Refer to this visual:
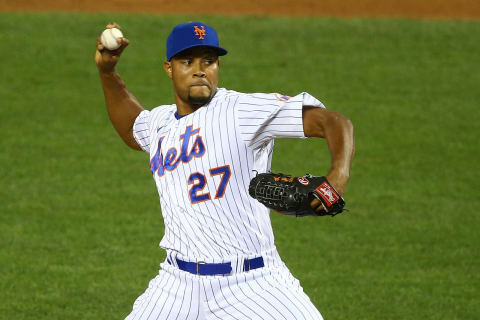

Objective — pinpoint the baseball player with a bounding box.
[95,21,354,320]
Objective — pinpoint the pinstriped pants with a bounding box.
[125,259,323,320]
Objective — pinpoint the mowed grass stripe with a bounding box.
[0,12,478,320]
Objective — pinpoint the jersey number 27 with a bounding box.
[187,165,231,204]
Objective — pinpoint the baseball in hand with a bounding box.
[101,28,124,50]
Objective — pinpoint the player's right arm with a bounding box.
[95,23,144,151]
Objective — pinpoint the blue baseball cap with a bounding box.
[166,22,228,61]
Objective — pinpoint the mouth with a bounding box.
[190,82,210,88]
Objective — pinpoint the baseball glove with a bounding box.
[248,172,345,217]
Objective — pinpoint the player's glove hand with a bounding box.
[248,172,346,217]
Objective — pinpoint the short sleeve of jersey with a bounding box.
[235,92,325,149]
[133,110,151,153]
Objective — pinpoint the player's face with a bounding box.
[164,47,220,108]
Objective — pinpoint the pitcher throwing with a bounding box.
[95,21,355,320]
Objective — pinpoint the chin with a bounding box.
[188,95,211,105]
[188,87,212,105]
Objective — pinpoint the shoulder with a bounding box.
[213,88,292,101]
[242,91,325,109]
[135,104,176,134]
[234,92,293,110]
[212,88,277,106]
[148,104,177,121]
[150,104,176,115]
[211,88,243,101]
[212,89,324,109]
[203,88,245,112]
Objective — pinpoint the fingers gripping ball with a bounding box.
[101,28,123,50]
[248,172,346,217]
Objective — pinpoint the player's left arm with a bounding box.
[302,106,355,197]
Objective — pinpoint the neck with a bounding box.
[174,89,217,116]
[175,100,204,116]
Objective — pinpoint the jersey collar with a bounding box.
[173,88,226,120]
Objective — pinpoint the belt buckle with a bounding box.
[196,261,206,275]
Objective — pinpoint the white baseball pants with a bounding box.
[125,257,323,320]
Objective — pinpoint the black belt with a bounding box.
[168,256,264,275]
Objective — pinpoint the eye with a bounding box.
[182,59,192,65]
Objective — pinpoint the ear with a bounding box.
[163,61,172,79]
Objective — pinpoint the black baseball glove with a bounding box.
[248,172,346,217]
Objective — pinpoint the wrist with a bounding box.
[327,167,350,179]
[98,68,116,76]
[326,169,349,196]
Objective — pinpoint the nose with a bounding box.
[193,69,206,78]
[193,60,206,78]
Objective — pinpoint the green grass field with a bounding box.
[1,12,479,320]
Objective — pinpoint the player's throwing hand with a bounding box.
[95,22,129,73]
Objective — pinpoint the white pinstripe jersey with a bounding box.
[133,88,324,263]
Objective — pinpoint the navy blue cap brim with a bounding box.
[168,44,228,61]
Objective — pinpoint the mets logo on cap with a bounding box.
[166,21,228,61]
[193,25,206,39]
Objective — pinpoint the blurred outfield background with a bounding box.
[0,2,479,320]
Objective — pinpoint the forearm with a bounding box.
[303,107,355,194]
[99,71,144,150]
[324,114,355,183]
